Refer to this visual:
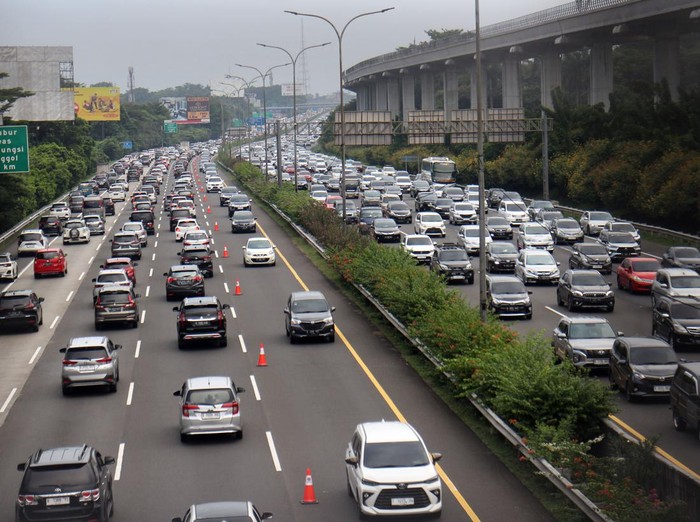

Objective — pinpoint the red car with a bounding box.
[33,248,68,278]
[101,257,138,285]
[616,257,661,293]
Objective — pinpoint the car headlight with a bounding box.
[361,478,381,487]
[673,323,689,334]
[290,318,301,325]
[525,268,537,275]
[632,371,646,381]
[424,475,440,484]
[605,290,614,297]
[572,290,583,297]
[440,264,450,270]
[322,316,334,324]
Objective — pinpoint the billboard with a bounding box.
[160,96,210,124]
[281,83,304,97]
[74,87,120,121]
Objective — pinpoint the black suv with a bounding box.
[129,210,155,235]
[16,445,115,522]
[0,290,44,332]
[652,297,700,350]
[485,241,518,273]
[609,337,678,401]
[38,216,64,236]
[179,246,214,277]
[556,269,615,312]
[174,296,229,349]
[670,361,700,434]
[568,243,613,274]
[430,243,474,284]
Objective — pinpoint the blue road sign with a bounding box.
[121,141,133,149]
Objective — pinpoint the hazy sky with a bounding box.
[3,0,567,96]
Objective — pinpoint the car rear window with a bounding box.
[187,388,233,404]
[98,274,127,283]
[183,305,218,316]
[65,347,108,360]
[20,233,43,242]
[36,251,60,260]
[98,292,130,304]
[0,296,29,309]
[131,212,154,221]
[25,464,94,488]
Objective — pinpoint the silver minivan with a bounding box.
[173,376,245,443]
[60,336,121,395]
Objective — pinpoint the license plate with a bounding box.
[201,412,220,419]
[591,265,602,269]
[194,321,209,326]
[46,496,70,506]
[79,365,97,372]
[654,385,671,393]
[593,359,608,365]
[391,497,415,506]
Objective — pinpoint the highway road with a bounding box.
[0,158,555,521]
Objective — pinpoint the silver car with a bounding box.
[94,284,140,329]
[173,376,245,443]
[60,336,121,395]
[92,269,133,303]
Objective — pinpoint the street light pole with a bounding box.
[235,63,291,180]
[257,41,331,192]
[224,76,259,157]
[285,8,395,220]
[475,0,488,322]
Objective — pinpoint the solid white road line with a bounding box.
[250,375,261,401]
[0,388,17,413]
[126,382,134,406]
[50,316,60,329]
[266,432,282,472]
[65,290,74,302]
[140,310,146,324]
[135,340,142,358]
[28,346,42,365]
[238,334,247,353]
[145,285,150,298]
[114,442,126,480]
[79,271,85,281]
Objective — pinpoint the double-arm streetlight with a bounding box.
[234,63,290,179]
[285,8,395,220]
[257,41,331,192]
[223,76,259,155]
[210,88,234,158]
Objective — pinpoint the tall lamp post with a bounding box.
[234,63,291,179]
[285,8,395,220]
[224,75,259,154]
[475,0,488,322]
[220,81,252,158]
[210,88,232,158]
[257,41,331,192]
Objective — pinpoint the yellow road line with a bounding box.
[609,414,700,481]
[257,221,480,521]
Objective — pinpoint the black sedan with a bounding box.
[164,265,205,301]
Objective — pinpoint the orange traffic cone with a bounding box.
[257,343,268,367]
[222,246,229,258]
[234,279,242,295]
[207,205,211,214]
[214,221,219,232]
[300,468,319,504]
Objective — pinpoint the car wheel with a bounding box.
[328,333,336,343]
[625,382,635,402]
[219,336,228,348]
[556,291,564,307]
[525,313,532,320]
[180,433,189,443]
[235,430,243,440]
[567,296,575,312]
[34,273,39,279]
[607,303,615,313]
[290,334,297,344]
[672,408,687,431]
[132,320,138,328]
[109,383,117,393]
[62,387,70,396]
[178,339,185,350]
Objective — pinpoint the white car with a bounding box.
[414,212,446,237]
[449,202,477,225]
[121,221,148,247]
[400,234,435,264]
[458,224,492,255]
[345,421,442,518]
[62,219,91,244]
[0,252,18,280]
[515,249,560,285]
[91,269,133,302]
[516,223,554,252]
[108,187,126,202]
[242,237,276,267]
[310,190,328,203]
[183,230,210,248]
[49,202,71,220]
[175,219,200,241]
[498,201,530,226]
[206,176,224,192]
[17,229,49,256]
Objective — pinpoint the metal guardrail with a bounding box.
[218,159,612,521]
[0,197,68,247]
[346,0,637,75]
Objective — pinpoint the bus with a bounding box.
[420,157,457,184]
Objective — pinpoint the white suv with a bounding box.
[400,234,435,264]
[345,421,442,518]
[413,212,446,237]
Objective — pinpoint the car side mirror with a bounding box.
[283,308,290,315]
[345,456,358,466]
[556,261,561,266]
[236,386,246,393]
[37,297,45,303]
[242,246,246,250]
[431,452,443,463]
[261,513,273,520]
[59,347,66,353]
[608,282,612,287]
[222,304,230,310]
[331,306,336,313]
[660,312,670,318]
[173,390,182,397]
[114,344,122,350]
[17,463,26,472]
[163,273,168,276]
[617,331,624,337]
[109,239,113,242]
[103,456,115,465]
[172,307,179,312]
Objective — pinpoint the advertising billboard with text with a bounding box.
[74,87,120,121]
[160,96,210,124]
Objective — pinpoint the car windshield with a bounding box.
[363,441,429,468]
[233,212,253,220]
[491,281,525,294]
[187,388,233,405]
[670,276,700,289]
[611,223,635,233]
[675,247,700,258]
[630,260,660,272]
[590,212,613,221]
[488,218,508,226]
[292,298,329,313]
[669,302,700,319]
[608,232,635,243]
[422,214,442,222]
[569,322,616,339]
[526,254,554,266]
[0,254,11,263]
[65,347,107,360]
[462,228,480,238]
[525,225,550,235]
[231,196,249,202]
[454,204,474,211]
[629,347,677,365]
[578,244,607,255]
[557,219,580,229]
[542,211,564,221]
[571,272,606,285]
[439,250,468,261]
[490,243,517,254]
[374,220,396,229]
[505,203,526,212]
[407,237,433,246]
[248,239,271,249]
[389,203,409,211]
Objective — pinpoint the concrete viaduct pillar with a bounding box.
[502,55,522,108]
[443,68,459,118]
[386,76,400,119]
[401,73,415,122]
[540,49,562,109]
[654,35,680,102]
[356,84,369,111]
[420,69,435,110]
[470,63,487,110]
[590,42,613,109]
[375,78,388,111]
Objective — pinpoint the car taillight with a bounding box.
[95,300,106,310]
[193,275,203,282]
[63,360,78,366]
[203,256,211,262]
[81,488,100,502]
[182,404,198,417]
[167,277,176,284]
[125,298,136,309]
[25,303,34,310]
[95,357,112,364]
[175,227,181,233]
[222,401,239,415]
[179,312,186,326]
[217,310,225,328]
[17,494,37,506]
